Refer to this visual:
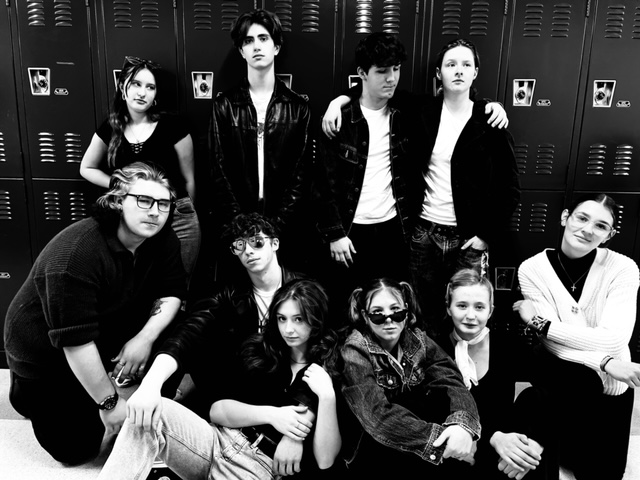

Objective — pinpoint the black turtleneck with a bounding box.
[546,248,597,301]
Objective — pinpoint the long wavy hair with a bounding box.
[107,56,163,168]
[241,279,339,377]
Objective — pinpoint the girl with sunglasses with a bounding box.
[336,277,480,478]
[513,193,640,480]
[80,55,200,286]
[97,279,342,480]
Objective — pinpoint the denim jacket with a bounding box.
[340,327,480,465]
[313,99,421,243]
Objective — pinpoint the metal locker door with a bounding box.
[509,190,566,264]
[0,4,23,179]
[178,0,257,181]
[338,0,426,93]
[573,0,640,191]
[504,0,589,190]
[424,0,508,100]
[0,180,32,361]
[264,0,338,118]
[12,0,96,179]
[30,179,104,254]
[96,0,180,115]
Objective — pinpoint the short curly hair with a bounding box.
[223,213,280,243]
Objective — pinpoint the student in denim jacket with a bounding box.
[337,277,480,478]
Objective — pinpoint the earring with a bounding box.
[153,100,157,106]
[122,93,126,100]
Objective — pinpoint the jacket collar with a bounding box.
[236,76,291,106]
[348,97,398,124]
[361,327,421,359]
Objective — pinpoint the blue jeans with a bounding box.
[409,219,488,337]
[98,398,274,480]
[171,197,201,287]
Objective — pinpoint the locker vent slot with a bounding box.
[355,0,373,34]
[113,1,160,29]
[65,133,83,163]
[27,1,45,27]
[38,132,56,163]
[192,2,213,31]
[586,144,606,175]
[551,4,571,38]
[634,6,640,39]
[615,204,625,235]
[509,204,522,232]
[523,3,542,37]
[514,144,528,176]
[535,145,554,175]
[441,1,462,36]
[54,0,73,27]
[382,0,401,34]
[528,203,549,233]
[0,132,5,162]
[141,1,160,29]
[613,145,632,176]
[301,1,321,33]
[220,2,240,31]
[604,4,624,39]
[69,192,89,221]
[43,191,62,221]
[0,190,11,221]
[469,1,490,36]
[274,1,293,31]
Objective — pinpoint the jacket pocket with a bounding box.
[338,143,360,165]
[375,370,400,390]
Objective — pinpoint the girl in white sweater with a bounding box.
[513,193,640,480]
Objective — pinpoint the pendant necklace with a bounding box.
[556,251,591,292]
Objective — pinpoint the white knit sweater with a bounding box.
[518,248,639,395]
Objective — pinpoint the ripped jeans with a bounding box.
[409,218,488,338]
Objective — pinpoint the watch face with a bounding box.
[99,394,118,410]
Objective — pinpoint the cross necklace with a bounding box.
[556,251,591,292]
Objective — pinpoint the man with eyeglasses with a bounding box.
[4,162,187,465]
[117,212,310,476]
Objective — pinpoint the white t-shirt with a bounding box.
[251,91,270,201]
[422,102,472,226]
[354,104,397,224]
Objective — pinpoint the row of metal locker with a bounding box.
[1,0,639,363]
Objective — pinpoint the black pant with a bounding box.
[529,347,634,480]
[319,216,410,328]
[10,370,106,465]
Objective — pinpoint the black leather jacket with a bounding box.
[313,99,421,243]
[210,78,312,230]
[157,267,303,405]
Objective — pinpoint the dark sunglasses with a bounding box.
[365,309,408,325]
[230,235,270,255]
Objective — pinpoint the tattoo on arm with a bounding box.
[150,299,166,316]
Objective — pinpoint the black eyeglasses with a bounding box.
[230,235,271,255]
[125,194,172,212]
[365,310,408,325]
[124,56,162,69]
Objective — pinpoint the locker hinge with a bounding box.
[503,0,509,16]
[334,0,339,13]
[415,0,420,14]
[586,0,591,17]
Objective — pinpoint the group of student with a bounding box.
[3,7,640,480]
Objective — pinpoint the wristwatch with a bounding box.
[97,392,119,410]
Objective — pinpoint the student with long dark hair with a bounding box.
[513,193,640,480]
[97,279,341,480]
[80,56,200,283]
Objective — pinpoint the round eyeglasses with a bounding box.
[125,194,172,212]
[569,212,613,235]
[230,235,271,255]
